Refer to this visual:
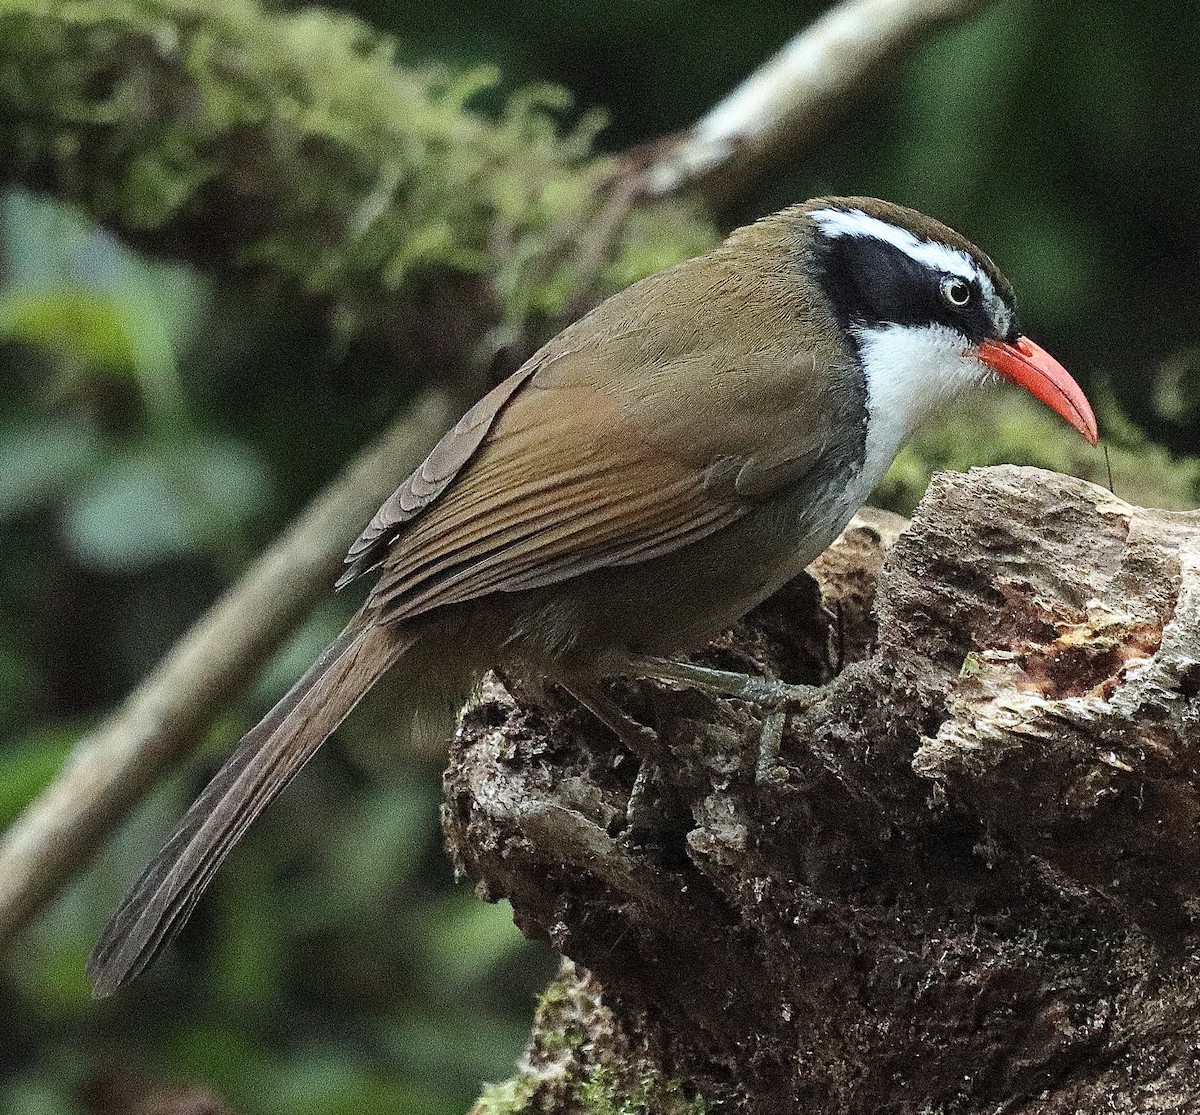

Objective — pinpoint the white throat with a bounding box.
[854,321,989,493]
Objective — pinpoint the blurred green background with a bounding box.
[2,1,1199,1113]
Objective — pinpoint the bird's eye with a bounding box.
[940,276,972,308]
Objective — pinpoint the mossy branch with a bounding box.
[0,0,715,338]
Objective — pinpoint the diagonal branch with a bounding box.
[0,389,458,950]
[634,0,993,202]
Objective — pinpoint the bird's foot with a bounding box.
[621,654,821,784]
[625,760,670,833]
[755,709,787,785]
[559,681,672,832]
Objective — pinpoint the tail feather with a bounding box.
[86,616,408,997]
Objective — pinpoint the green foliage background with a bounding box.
[1,1,1198,1113]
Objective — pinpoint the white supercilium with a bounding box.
[808,207,1012,337]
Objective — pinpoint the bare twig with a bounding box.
[0,389,458,951]
[635,0,993,201]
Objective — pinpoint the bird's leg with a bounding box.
[756,709,786,783]
[561,680,661,761]
[620,654,820,783]
[560,681,667,832]
[622,654,820,709]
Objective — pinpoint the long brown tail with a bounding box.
[86,614,409,997]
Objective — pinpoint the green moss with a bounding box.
[574,1067,708,1115]
[470,965,710,1115]
[473,1062,706,1115]
[0,0,718,338]
[528,981,588,1059]
[473,1076,538,1115]
[960,652,983,679]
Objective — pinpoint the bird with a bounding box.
[86,196,1098,996]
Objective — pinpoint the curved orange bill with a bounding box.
[977,336,1099,446]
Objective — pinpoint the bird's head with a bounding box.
[803,197,1098,455]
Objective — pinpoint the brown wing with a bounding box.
[344,239,851,624]
[338,361,543,586]
[361,373,747,621]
